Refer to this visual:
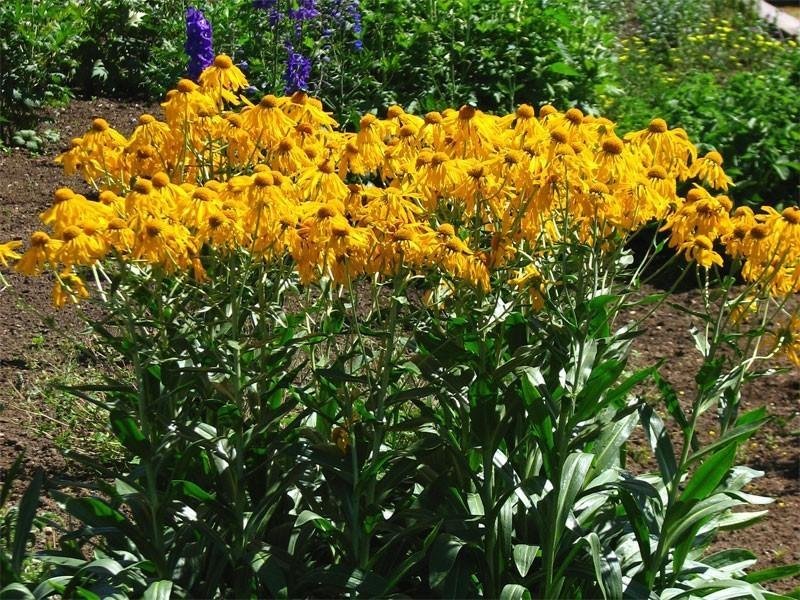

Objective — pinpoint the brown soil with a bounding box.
[0,99,798,593]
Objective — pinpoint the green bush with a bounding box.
[72,0,179,98]
[0,0,86,141]
[604,12,800,206]
[84,0,618,122]
[350,0,616,116]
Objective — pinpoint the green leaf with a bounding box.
[142,580,172,600]
[12,468,43,574]
[174,480,215,502]
[605,365,656,408]
[618,488,652,569]
[500,584,531,600]
[654,370,689,432]
[688,415,767,466]
[575,359,626,418]
[695,357,724,394]
[513,544,539,578]
[591,411,638,474]
[554,453,593,544]
[379,522,441,595]
[252,552,287,599]
[429,534,466,591]
[703,548,757,571]
[109,409,148,456]
[66,497,126,526]
[386,386,437,406]
[64,497,158,559]
[72,586,101,600]
[744,564,800,584]
[663,495,738,561]
[680,442,737,503]
[716,509,768,530]
[80,558,123,576]
[586,532,622,600]
[639,405,677,485]
[548,61,580,77]
[0,583,35,599]
[314,367,367,385]
[690,325,709,356]
[0,454,25,509]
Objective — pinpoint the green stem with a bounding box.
[362,273,405,565]
[482,446,498,597]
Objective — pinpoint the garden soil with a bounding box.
[0,99,797,593]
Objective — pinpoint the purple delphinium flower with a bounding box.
[319,0,363,50]
[283,42,312,93]
[289,0,320,37]
[289,0,320,21]
[185,7,214,81]
[253,0,283,26]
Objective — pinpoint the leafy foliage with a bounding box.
[604,8,800,206]
[0,0,85,141]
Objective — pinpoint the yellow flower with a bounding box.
[125,178,170,225]
[283,92,338,129]
[222,113,259,167]
[15,232,62,276]
[199,54,249,106]
[771,313,800,366]
[0,240,22,268]
[722,206,756,260]
[127,114,172,152]
[40,188,112,236]
[54,138,85,177]
[680,235,723,269]
[81,118,128,155]
[354,114,387,173]
[195,207,244,249]
[55,224,106,268]
[161,79,218,127]
[416,151,466,202]
[594,136,640,182]
[443,104,501,159]
[690,151,733,191]
[419,111,447,149]
[271,136,312,174]
[52,271,90,308]
[383,104,424,135]
[241,95,295,148]
[624,118,697,175]
[105,217,135,253]
[508,264,547,310]
[296,160,349,204]
[511,104,547,143]
[122,144,161,180]
[132,218,191,271]
[182,186,222,230]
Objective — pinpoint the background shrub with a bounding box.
[0,0,86,142]
[601,5,800,206]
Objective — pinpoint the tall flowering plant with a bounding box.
[1,60,798,597]
[185,6,214,81]
[250,0,363,108]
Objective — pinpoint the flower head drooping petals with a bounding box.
[680,234,724,269]
[199,54,249,106]
[689,150,733,191]
[0,240,22,268]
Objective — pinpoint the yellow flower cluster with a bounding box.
[619,18,795,76]
[0,54,796,324]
